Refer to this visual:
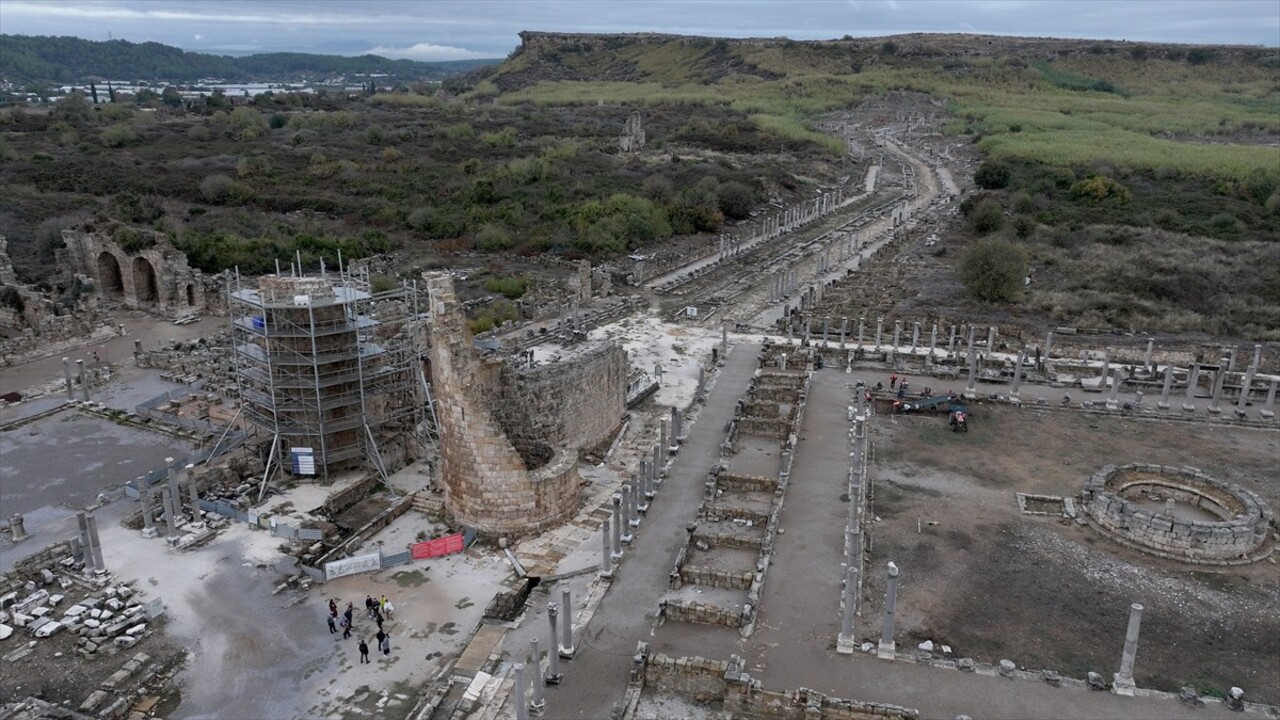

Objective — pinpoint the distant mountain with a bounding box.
[0,34,499,84]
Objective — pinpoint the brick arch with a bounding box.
[131,256,158,304]
[97,251,124,297]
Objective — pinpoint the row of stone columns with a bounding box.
[62,357,91,402]
[717,234,743,261]
[512,587,579,718]
[601,408,686,578]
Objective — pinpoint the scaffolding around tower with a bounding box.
[227,261,425,486]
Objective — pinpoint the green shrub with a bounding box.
[475,224,515,251]
[1070,176,1132,204]
[99,123,137,148]
[974,160,1012,190]
[483,275,528,299]
[968,198,1005,234]
[200,174,234,202]
[959,238,1028,302]
[717,181,757,220]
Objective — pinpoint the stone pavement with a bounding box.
[536,340,763,719]
[638,366,1262,720]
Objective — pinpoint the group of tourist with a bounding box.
[326,595,394,661]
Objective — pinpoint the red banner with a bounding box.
[411,533,466,560]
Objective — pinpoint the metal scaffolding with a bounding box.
[227,260,426,486]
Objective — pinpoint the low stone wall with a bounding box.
[679,565,755,590]
[661,600,742,628]
[738,417,792,438]
[637,647,917,720]
[705,505,770,526]
[717,474,778,493]
[692,528,764,551]
[1081,463,1273,564]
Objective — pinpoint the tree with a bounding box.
[717,181,757,220]
[959,238,1028,302]
[974,160,1011,190]
[967,198,1005,235]
[229,107,267,139]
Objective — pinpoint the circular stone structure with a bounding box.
[1081,463,1274,565]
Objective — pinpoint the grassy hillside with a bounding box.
[486,33,1280,181]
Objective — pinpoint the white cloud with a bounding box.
[364,42,488,61]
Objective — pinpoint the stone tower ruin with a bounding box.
[426,273,585,536]
[619,111,646,152]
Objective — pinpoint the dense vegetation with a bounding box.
[0,34,497,85]
[2,31,1278,338]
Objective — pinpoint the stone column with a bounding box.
[947,325,957,357]
[1043,330,1054,369]
[986,326,997,355]
[545,602,563,683]
[875,318,883,351]
[139,485,157,538]
[928,325,937,359]
[1107,368,1121,410]
[166,458,184,527]
[659,421,668,458]
[76,359,90,401]
[1186,363,1199,399]
[837,563,859,654]
[62,357,75,401]
[823,317,830,347]
[559,588,575,657]
[1158,364,1173,410]
[161,486,178,537]
[1251,344,1262,371]
[600,517,614,578]
[8,514,27,542]
[1113,603,1144,695]
[528,638,546,715]
[840,317,848,350]
[721,324,728,359]
[610,495,623,560]
[1099,352,1110,393]
[512,662,530,720]
[76,511,92,568]
[1208,364,1226,414]
[1236,363,1257,416]
[86,513,105,572]
[964,328,978,399]
[1010,350,1026,402]
[620,485,634,544]
[1227,346,1238,373]
[1262,379,1277,420]
[640,461,653,500]
[185,464,201,524]
[877,562,900,659]
[1143,339,1154,372]
[911,322,920,353]
[892,321,902,353]
[857,317,865,350]
[652,444,663,485]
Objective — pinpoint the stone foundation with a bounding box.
[634,646,918,720]
[61,228,209,317]
[1081,463,1274,564]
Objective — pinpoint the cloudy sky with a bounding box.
[2,0,1277,59]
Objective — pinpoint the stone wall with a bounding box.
[661,600,742,628]
[426,273,579,537]
[499,341,627,451]
[60,228,208,317]
[1081,463,1273,564]
[638,648,917,720]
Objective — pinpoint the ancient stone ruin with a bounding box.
[61,228,209,317]
[619,110,646,152]
[1081,463,1274,564]
[426,272,628,537]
